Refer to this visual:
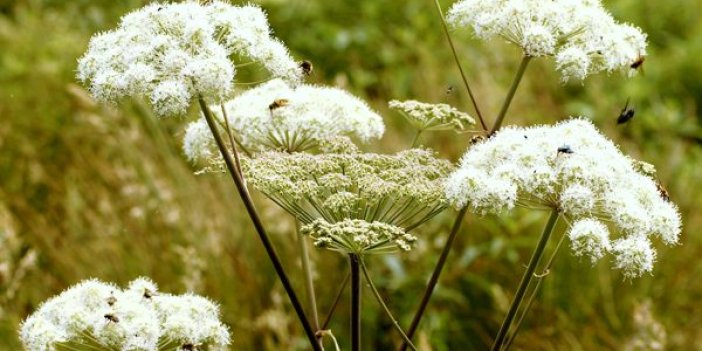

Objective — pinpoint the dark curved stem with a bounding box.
[350,254,362,351]
[399,207,467,351]
[490,210,559,351]
[198,96,322,351]
[432,0,487,131]
[490,55,532,134]
[321,272,350,332]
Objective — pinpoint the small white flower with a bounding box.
[445,118,681,277]
[568,218,611,263]
[19,277,231,351]
[77,1,302,117]
[447,0,648,80]
[612,236,656,279]
[184,79,385,154]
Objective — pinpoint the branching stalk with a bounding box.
[360,259,418,351]
[432,0,487,131]
[399,206,468,351]
[502,231,567,350]
[296,222,321,336]
[321,272,351,331]
[197,96,322,351]
[490,55,532,134]
[490,210,559,351]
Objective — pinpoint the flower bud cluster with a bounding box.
[447,0,647,81]
[77,1,301,117]
[20,278,230,351]
[445,119,681,277]
[242,138,453,253]
[301,219,417,255]
[388,99,475,132]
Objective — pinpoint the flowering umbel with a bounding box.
[19,278,230,351]
[77,1,302,117]
[445,119,681,278]
[183,79,385,156]
[447,0,648,81]
[242,138,453,254]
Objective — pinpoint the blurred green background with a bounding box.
[1,0,701,350]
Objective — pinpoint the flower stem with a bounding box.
[350,254,362,351]
[410,129,423,148]
[360,259,418,351]
[197,96,322,351]
[399,206,468,351]
[490,55,532,134]
[502,231,567,350]
[432,0,487,131]
[490,210,559,351]
[322,272,350,331]
[296,222,321,337]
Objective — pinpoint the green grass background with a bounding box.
[1,0,701,350]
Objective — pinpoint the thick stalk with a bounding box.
[360,259,418,351]
[432,0,487,131]
[197,96,322,351]
[399,206,467,351]
[350,254,362,351]
[490,55,532,134]
[296,223,321,335]
[490,210,559,351]
[502,232,567,350]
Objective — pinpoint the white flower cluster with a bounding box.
[20,278,230,351]
[301,219,417,254]
[445,119,681,278]
[388,99,475,132]
[447,0,648,81]
[77,1,302,117]
[183,79,385,155]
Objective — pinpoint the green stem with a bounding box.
[296,222,321,339]
[490,210,559,351]
[410,129,423,148]
[197,96,322,351]
[321,271,350,333]
[350,254,362,351]
[490,55,532,134]
[502,231,567,350]
[432,0,487,131]
[360,259,418,351]
[399,206,468,351]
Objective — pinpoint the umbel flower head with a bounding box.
[183,79,385,156]
[447,0,648,81]
[445,119,681,278]
[389,99,476,132]
[242,137,453,254]
[77,1,302,117]
[20,277,230,351]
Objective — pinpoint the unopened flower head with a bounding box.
[183,79,385,155]
[77,1,302,117]
[445,118,681,277]
[242,137,453,254]
[447,0,648,81]
[20,277,230,351]
[301,219,417,255]
[389,99,475,132]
